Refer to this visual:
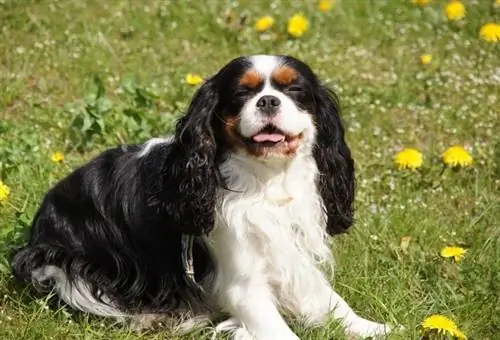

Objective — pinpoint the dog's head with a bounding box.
[209,55,323,159]
[170,55,355,235]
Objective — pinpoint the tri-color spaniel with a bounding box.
[12,55,397,339]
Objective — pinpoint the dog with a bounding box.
[12,55,396,339]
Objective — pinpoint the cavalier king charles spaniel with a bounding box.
[12,55,397,339]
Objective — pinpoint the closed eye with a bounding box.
[234,89,251,98]
[287,86,303,92]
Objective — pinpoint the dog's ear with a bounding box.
[162,78,221,235]
[313,85,355,236]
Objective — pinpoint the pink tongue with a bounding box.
[252,133,285,143]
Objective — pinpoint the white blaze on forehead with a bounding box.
[250,55,281,80]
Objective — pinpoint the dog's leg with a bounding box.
[324,288,392,338]
[218,280,299,340]
[289,268,392,338]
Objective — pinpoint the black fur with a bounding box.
[11,54,355,319]
[163,79,223,235]
[313,86,355,235]
[11,80,224,314]
[281,55,355,235]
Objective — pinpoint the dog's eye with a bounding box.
[287,86,303,93]
[234,90,251,98]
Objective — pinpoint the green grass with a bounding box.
[1,0,499,339]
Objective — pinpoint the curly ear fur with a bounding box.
[313,86,355,236]
[161,79,222,235]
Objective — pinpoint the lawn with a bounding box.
[0,0,499,339]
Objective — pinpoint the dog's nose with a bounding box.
[256,95,281,115]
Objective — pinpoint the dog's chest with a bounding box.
[213,175,327,268]
[210,156,332,284]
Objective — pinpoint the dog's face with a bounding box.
[174,54,354,235]
[213,55,321,158]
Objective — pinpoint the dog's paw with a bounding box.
[211,317,300,340]
[231,327,255,340]
[210,321,254,340]
[344,318,394,339]
[211,317,242,340]
[229,328,299,340]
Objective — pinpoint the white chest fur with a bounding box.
[210,153,333,315]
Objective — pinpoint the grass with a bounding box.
[0,0,499,339]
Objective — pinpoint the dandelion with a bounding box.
[454,329,468,340]
[287,13,309,38]
[440,246,467,262]
[411,0,431,6]
[421,315,467,339]
[185,73,204,86]
[394,148,423,170]
[51,151,65,163]
[442,146,473,167]
[479,23,500,42]
[319,0,334,12]
[445,1,466,21]
[254,16,274,32]
[0,180,10,202]
[420,54,432,65]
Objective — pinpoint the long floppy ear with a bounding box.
[162,79,221,235]
[313,85,355,236]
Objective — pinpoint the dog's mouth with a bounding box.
[246,125,302,149]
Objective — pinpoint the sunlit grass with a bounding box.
[0,0,499,339]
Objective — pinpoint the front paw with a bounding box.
[344,318,395,339]
[231,327,254,340]
[230,327,300,340]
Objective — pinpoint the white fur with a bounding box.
[32,265,126,319]
[250,55,280,78]
[209,135,392,339]
[137,136,173,158]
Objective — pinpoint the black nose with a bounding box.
[256,95,281,115]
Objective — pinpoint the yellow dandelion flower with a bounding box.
[395,148,423,170]
[287,13,309,38]
[479,23,500,42]
[319,0,335,12]
[411,0,431,7]
[254,16,274,32]
[51,151,65,163]
[420,54,432,65]
[442,146,473,167]
[421,315,467,339]
[0,180,10,202]
[445,1,466,21]
[185,73,204,86]
[440,246,467,262]
[454,329,468,339]
[496,0,500,6]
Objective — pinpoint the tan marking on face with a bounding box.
[272,66,298,86]
[222,115,244,149]
[239,69,264,89]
